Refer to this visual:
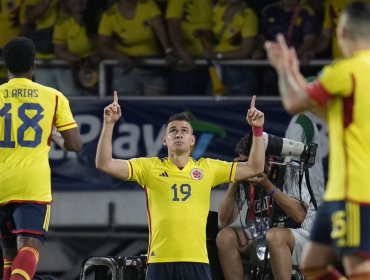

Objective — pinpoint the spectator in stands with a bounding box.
[254,0,318,61]
[0,37,82,280]
[0,0,22,84]
[300,0,370,61]
[217,111,325,280]
[252,0,319,95]
[248,0,276,16]
[20,0,72,93]
[53,0,101,96]
[97,0,173,96]
[96,93,265,280]
[202,0,259,96]
[166,0,212,96]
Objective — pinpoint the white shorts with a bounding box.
[289,227,310,265]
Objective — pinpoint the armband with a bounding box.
[252,126,263,137]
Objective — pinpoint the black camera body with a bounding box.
[303,142,318,168]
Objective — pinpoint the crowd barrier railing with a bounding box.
[0,58,331,98]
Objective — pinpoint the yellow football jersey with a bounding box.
[53,16,96,58]
[20,0,59,59]
[127,157,236,263]
[0,0,22,79]
[98,1,161,57]
[323,0,370,58]
[212,4,258,53]
[166,0,213,56]
[0,78,77,204]
[322,0,347,58]
[307,50,370,203]
[0,0,22,48]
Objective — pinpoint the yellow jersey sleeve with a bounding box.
[98,9,113,37]
[126,157,153,187]
[319,61,353,98]
[208,159,236,187]
[54,92,77,132]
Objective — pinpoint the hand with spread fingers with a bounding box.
[104,90,122,124]
[264,34,294,73]
[247,95,264,128]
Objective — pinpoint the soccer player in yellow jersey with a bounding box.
[0,37,82,280]
[96,92,265,280]
[265,1,370,279]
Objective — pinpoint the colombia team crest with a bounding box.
[190,168,203,180]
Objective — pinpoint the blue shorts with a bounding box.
[146,262,211,280]
[310,201,370,258]
[0,203,51,247]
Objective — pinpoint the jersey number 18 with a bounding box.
[0,103,44,148]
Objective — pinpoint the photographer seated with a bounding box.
[217,112,325,280]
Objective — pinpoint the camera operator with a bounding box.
[217,111,325,280]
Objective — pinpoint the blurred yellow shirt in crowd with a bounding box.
[20,0,59,59]
[212,3,258,53]
[98,1,161,57]
[0,0,22,48]
[0,0,22,79]
[53,16,96,58]
[323,0,370,58]
[166,0,213,56]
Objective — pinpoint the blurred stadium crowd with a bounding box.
[0,0,347,97]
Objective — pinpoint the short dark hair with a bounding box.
[3,37,35,75]
[235,133,252,156]
[165,112,192,128]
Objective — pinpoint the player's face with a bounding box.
[163,121,195,153]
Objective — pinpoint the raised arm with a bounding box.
[150,15,173,54]
[234,95,265,181]
[95,91,129,180]
[264,34,325,118]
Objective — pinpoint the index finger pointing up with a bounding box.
[250,95,256,108]
[113,91,118,103]
[276,34,289,52]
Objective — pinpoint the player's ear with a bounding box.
[163,135,167,146]
[191,135,195,146]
